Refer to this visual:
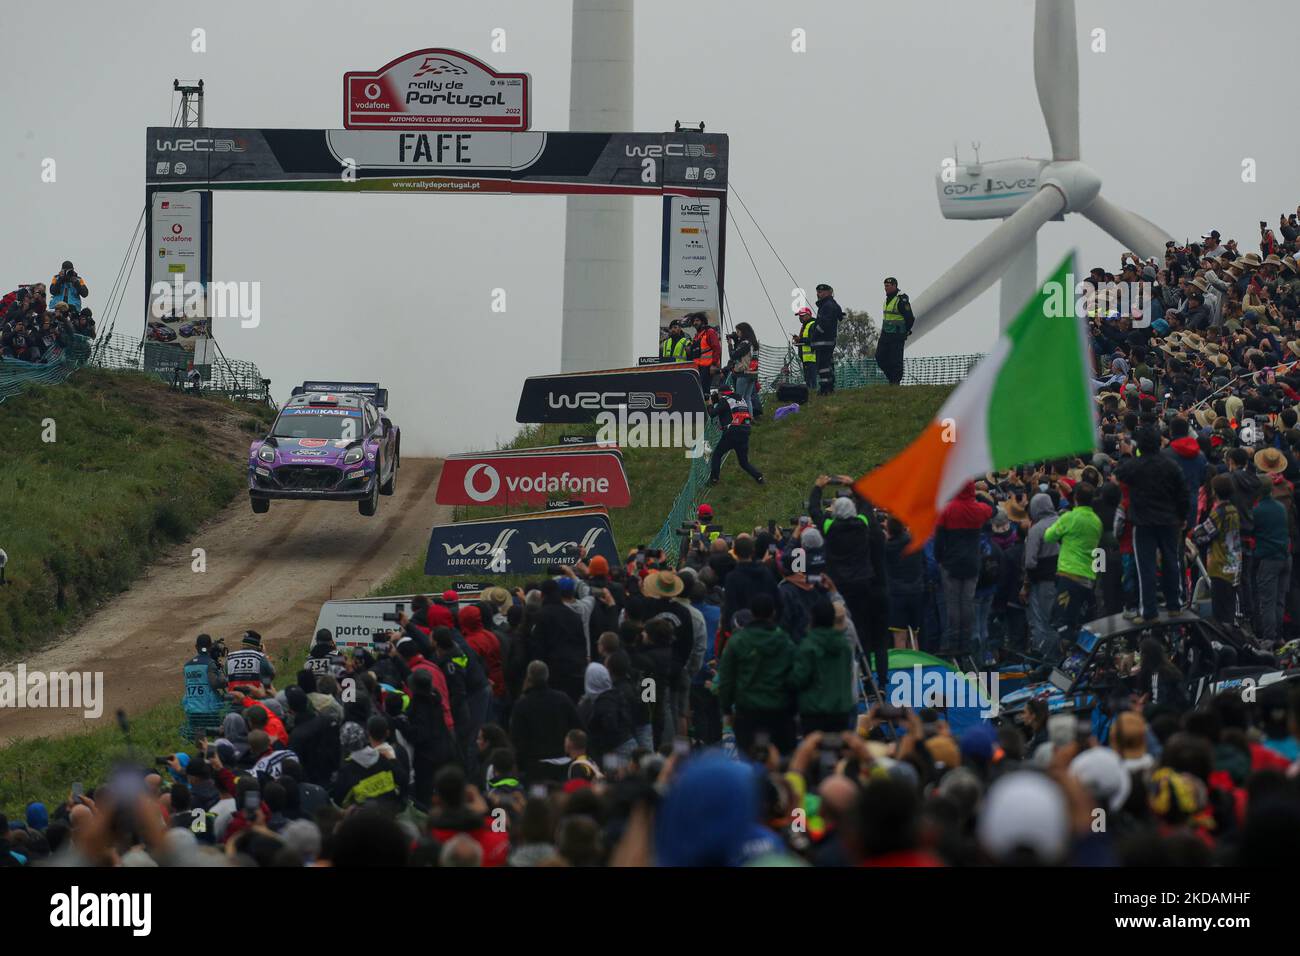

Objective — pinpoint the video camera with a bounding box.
[209,637,228,662]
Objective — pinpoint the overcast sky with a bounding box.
[3,0,1298,455]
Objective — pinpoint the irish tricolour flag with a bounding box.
[854,254,1097,548]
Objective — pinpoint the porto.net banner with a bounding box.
[425,507,618,575]
[516,366,707,423]
[436,451,630,507]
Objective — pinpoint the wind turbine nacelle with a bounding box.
[936,158,1049,220]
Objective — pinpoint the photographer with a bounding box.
[224,630,276,692]
[707,386,765,486]
[49,260,88,311]
[725,321,763,419]
[182,634,228,718]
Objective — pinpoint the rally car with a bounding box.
[146,321,177,342]
[997,609,1293,730]
[248,382,400,516]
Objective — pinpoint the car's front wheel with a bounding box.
[359,476,379,516]
[251,497,269,514]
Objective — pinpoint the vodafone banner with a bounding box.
[436,451,630,507]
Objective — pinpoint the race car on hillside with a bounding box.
[997,609,1296,735]
[248,381,400,516]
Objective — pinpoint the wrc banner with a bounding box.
[435,450,630,507]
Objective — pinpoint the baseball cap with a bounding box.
[976,771,1070,864]
[697,503,714,520]
[557,576,576,594]
[441,589,458,603]
[588,555,610,577]
[242,630,262,648]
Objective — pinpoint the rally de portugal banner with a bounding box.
[516,366,706,423]
[436,451,630,507]
[424,508,618,575]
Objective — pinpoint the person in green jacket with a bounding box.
[792,599,858,734]
[1043,482,1103,663]
[717,593,797,754]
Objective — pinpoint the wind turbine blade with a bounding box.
[1034,0,1080,161]
[911,187,1066,341]
[1081,193,1173,261]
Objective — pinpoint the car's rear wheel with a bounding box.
[359,478,379,516]
[251,497,269,514]
[380,456,396,496]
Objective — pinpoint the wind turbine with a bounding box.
[561,0,634,372]
[912,0,1173,340]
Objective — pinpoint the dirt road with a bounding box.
[0,458,448,745]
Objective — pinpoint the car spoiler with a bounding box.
[292,381,388,409]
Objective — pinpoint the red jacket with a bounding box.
[429,818,510,867]
[406,654,455,731]
[937,482,992,531]
[459,606,505,699]
[240,698,288,746]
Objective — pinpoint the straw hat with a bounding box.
[1254,447,1288,475]
[1094,390,1121,406]
[1262,255,1285,270]
[1192,406,1217,429]
[1283,257,1299,276]
[642,569,684,598]
[1209,352,1231,369]
[1241,253,1263,268]
[1005,497,1029,523]
[1188,277,1209,295]
[1181,331,1206,351]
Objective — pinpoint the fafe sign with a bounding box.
[425,507,619,575]
[344,48,531,132]
[436,451,631,507]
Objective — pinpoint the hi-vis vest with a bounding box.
[799,320,817,363]
[183,655,222,715]
[882,295,906,334]
[698,523,722,543]
[695,329,717,368]
[661,335,689,361]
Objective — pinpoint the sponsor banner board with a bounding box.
[515,366,706,423]
[424,507,617,575]
[436,451,630,507]
[345,48,531,132]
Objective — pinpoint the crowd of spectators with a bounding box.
[1,260,95,364]
[7,214,1300,868]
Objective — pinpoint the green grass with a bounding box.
[0,368,275,657]
[0,384,949,815]
[0,645,308,814]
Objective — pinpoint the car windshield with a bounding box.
[272,407,364,440]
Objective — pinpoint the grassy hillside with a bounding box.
[0,369,275,656]
[0,384,948,813]
[373,385,951,593]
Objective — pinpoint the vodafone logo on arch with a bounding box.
[464,463,501,503]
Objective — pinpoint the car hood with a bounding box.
[261,438,360,464]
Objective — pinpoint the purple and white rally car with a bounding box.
[248,381,399,516]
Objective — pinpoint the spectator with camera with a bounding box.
[49,260,88,311]
[724,321,763,418]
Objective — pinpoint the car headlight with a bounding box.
[258,444,275,463]
[343,445,365,465]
